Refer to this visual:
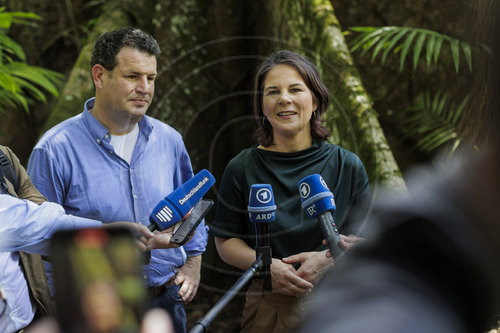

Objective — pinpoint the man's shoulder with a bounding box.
[37,114,82,145]
[35,115,84,148]
[146,116,182,139]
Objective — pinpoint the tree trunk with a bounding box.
[41,2,132,133]
[281,0,406,191]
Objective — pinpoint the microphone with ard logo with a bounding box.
[297,174,343,258]
[248,184,275,291]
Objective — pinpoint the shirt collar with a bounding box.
[82,97,153,143]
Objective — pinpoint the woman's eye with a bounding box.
[266,90,278,95]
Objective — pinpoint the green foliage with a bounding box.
[0,7,63,113]
[348,26,472,73]
[402,91,468,154]
[346,25,476,154]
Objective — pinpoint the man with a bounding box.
[28,27,208,333]
[0,144,155,333]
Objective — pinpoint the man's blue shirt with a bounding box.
[28,98,208,287]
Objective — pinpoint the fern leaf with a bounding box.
[413,32,426,69]
[381,28,408,64]
[426,35,436,66]
[371,28,399,62]
[399,30,417,71]
[460,42,472,71]
[450,39,460,73]
[433,37,443,64]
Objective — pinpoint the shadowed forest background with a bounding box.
[0,0,488,331]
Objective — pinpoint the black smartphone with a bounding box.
[50,227,145,333]
[171,198,214,245]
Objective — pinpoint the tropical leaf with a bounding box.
[401,91,468,153]
[0,8,61,113]
[0,7,41,29]
[348,26,473,73]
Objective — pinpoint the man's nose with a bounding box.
[136,76,152,93]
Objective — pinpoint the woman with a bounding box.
[211,50,370,332]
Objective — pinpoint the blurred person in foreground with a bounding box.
[299,1,500,332]
[0,144,157,333]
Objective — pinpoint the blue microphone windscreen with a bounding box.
[248,184,276,223]
[149,169,215,231]
[170,169,215,216]
[298,174,336,218]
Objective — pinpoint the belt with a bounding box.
[148,274,176,298]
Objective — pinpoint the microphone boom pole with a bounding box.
[189,254,264,333]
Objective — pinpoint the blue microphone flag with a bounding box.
[298,174,336,218]
[248,184,276,223]
[149,169,215,231]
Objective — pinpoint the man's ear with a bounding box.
[92,64,106,89]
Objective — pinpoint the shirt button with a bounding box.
[96,139,100,143]
[105,134,109,139]
[133,195,138,199]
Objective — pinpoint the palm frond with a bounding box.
[0,8,62,114]
[401,91,468,153]
[348,26,473,73]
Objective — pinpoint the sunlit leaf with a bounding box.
[381,28,407,64]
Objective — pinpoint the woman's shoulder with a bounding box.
[227,145,258,165]
[320,141,364,166]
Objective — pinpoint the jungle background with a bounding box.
[0,0,490,332]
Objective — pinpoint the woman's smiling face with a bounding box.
[262,64,317,144]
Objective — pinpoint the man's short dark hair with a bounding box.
[91,27,161,71]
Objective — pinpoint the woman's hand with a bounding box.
[324,234,365,258]
[270,258,313,297]
[282,251,333,286]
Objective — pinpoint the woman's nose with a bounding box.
[278,92,292,105]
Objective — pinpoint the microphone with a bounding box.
[149,169,215,232]
[297,174,343,258]
[248,184,275,292]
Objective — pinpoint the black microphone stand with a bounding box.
[189,254,264,333]
[255,223,272,292]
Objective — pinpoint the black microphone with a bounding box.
[248,184,276,292]
[298,174,343,258]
